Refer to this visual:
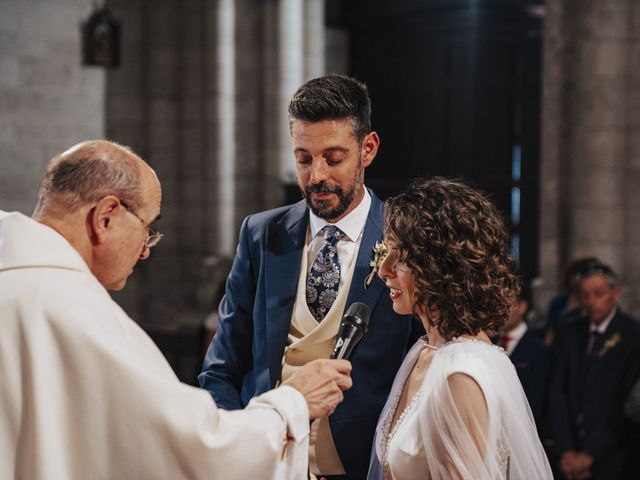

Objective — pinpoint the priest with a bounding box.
[0,140,352,479]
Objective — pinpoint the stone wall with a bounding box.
[0,0,105,214]
[0,0,328,333]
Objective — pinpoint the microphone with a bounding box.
[330,302,371,360]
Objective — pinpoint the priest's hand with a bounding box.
[283,359,352,420]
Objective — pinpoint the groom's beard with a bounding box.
[302,180,358,221]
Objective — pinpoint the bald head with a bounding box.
[33,140,162,291]
[33,140,149,219]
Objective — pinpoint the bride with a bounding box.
[368,178,552,479]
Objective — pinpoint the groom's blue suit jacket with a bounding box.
[199,190,420,479]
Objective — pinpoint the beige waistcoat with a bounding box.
[281,234,359,476]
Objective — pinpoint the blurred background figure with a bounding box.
[495,284,551,434]
[549,260,640,480]
[544,257,600,346]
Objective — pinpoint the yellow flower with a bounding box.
[600,333,622,356]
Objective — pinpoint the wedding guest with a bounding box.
[549,261,640,480]
[368,178,552,479]
[0,140,352,479]
[495,288,551,431]
[544,256,599,346]
[624,375,640,478]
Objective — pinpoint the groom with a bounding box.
[199,74,420,479]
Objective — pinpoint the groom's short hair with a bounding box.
[287,73,372,143]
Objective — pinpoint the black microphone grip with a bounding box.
[330,302,371,360]
[331,329,356,360]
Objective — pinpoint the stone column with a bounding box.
[623,1,640,312]
[214,0,236,256]
[277,0,305,186]
[304,0,326,82]
[538,0,637,314]
[262,0,326,206]
[567,0,629,266]
[104,0,327,329]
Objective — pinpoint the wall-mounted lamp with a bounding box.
[82,6,121,67]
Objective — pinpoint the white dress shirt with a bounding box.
[504,321,528,356]
[307,188,372,287]
[590,306,617,334]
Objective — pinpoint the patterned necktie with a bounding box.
[306,225,343,322]
[587,331,604,359]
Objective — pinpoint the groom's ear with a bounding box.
[361,132,380,168]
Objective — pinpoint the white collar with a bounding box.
[0,210,90,274]
[590,306,617,334]
[506,321,528,343]
[308,187,371,242]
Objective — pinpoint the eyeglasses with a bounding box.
[119,200,164,249]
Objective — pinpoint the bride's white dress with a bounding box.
[368,338,553,479]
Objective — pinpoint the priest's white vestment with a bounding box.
[0,210,309,479]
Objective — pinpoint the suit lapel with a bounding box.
[262,190,387,385]
[264,200,308,386]
[510,332,528,363]
[592,311,624,361]
[603,311,623,339]
[346,191,387,313]
[574,318,590,377]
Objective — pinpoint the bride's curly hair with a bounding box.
[384,177,520,338]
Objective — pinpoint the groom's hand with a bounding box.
[283,359,352,419]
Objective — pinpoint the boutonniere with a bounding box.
[599,332,623,356]
[364,241,388,288]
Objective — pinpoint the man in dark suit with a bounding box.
[549,261,640,480]
[496,291,551,432]
[199,74,419,479]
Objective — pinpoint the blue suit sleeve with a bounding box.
[199,217,256,410]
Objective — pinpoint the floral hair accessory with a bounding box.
[364,241,388,288]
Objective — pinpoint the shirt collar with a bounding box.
[590,306,617,334]
[506,321,528,343]
[309,187,371,242]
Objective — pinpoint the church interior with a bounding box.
[1,0,639,385]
